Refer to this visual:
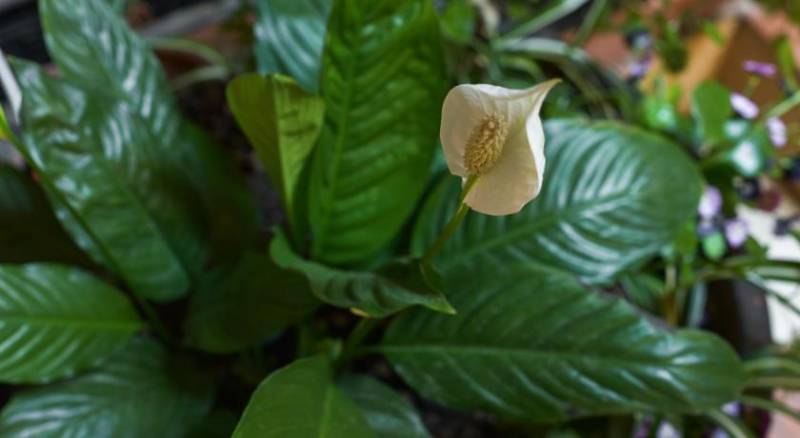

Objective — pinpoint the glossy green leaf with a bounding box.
[0,263,140,383]
[309,0,447,264]
[270,231,452,318]
[39,0,259,264]
[11,59,190,301]
[227,73,323,240]
[233,356,373,438]
[184,252,320,354]
[413,119,703,284]
[439,0,476,43]
[254,0,332,93]
[619,273,666,314]
[0,337,213,437]
[338,375,430,438]
[691,81,731,146]
[382,266,746,422]
[0,165,88,265]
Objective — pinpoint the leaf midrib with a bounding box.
[0,313,140,331]
[439,191,633,270]
[379,343,688,369]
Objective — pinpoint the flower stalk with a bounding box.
[421,175,480,264]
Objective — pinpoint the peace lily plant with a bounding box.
[5,0,800,437]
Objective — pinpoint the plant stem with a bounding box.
[335,317,380,370]
[421,176,479,264]
[765,90,800,119]
[132,293,171,342]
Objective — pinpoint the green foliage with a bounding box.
[691,81,732,146]
[308,0,447,264]
[254,0,332,93]
[338,375,431,438]
[184,252,320,354]
[233,356,373,438]
[0,263,141,383]
[271,231,452,317]
[0,338,213,437]
[382,266,746,422]
[227,73,324,243]
[2,0,785,435]
[39,0,259,265]
[413,119,703,284]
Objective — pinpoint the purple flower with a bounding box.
[743,60,777,78]
[628,58,652,80]
[722,401,741,416]
[767,117,787,147]
[698,186,722,219]
[731,93,759,119]
[725,218,748,248]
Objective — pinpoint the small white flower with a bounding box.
[439,79,560,216]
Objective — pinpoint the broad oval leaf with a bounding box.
[232,356,374,438]
[690,81,731,146]
[0,263,141,384]
[338,375,431,438]
[11,59,190,301]
[0,337,213,437]
[270,231,453,318]
[227,73,324,243]
[413,119,703,284]
[382,266,745,422]
[254,0,332,93]
[39,0,260,267]
[184,252,320,354]
[309,0,447,264]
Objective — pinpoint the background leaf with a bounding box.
[413,119,703,284]
[691,81,732,146]
[227,73,324,242]
[232,356,373,438]
[0,165,88,265]
[382,266,745,422]
[0,337,213,437]
[0,263,140,384]
[309,0,447,264]
[270,231,452,317]
[253,0,332,93]
[11,59,190,301]
[184,252,320,354]
[338,375,430,438]
[39,0,259,265]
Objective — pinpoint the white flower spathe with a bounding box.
[440,79,560,216]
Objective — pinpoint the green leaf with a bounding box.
[253,0,332,93]
[227,73,323,241]
[413,119,703,284]
[691,81,732,146]
[184,252,320,354]
[11,59,190,301]
[0,337,213,437]
[619,273,666,313]
[270,230,453,318]
[0,263,141,384]
[0,165,89,265]
[309,0,447,264]
[338,375,430,438]
[232,356,374,438]
[381,266,746,422]
[39,0,259,264]
[439,0,476,44]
